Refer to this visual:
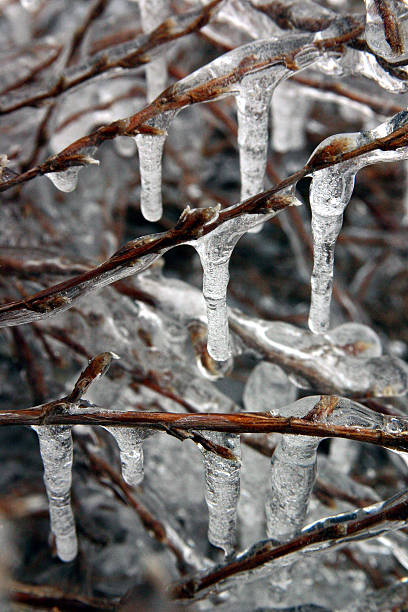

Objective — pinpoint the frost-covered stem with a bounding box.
[266,435,318,541]
[201,432,241,555]
[32,425,77,562]
[308,211,343,334]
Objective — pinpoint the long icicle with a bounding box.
[307,110,408,334]
[31,425,77,562]
[200,431,241,556]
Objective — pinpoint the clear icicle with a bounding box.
[235,34,321,203]
[236,72,273,201]
[45,147,99,193]
[200,432,241,555]
[271,81,312,154]
[265,395,319,542]
[137,0,170,101]
[364,0,408,64]
[135,111,175,222]
[190,193,300,362]
[307,111,408,334]
[32,425,77,562]
[105,427,151,486]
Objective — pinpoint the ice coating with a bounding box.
[191,195,300,361]
[243,361,297,413]
[231,312,408,397]
[364,0,408,64]
[32,425,77,562]
[135,111,175,222]
[200,432,241,555]
[307,111,408,334]
[138,0,170,101]
[105,427,151,486]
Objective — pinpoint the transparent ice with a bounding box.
[308,111,408,334]
[200,431,241,555]
[31,425,77,562]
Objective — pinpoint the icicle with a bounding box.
[45,147,99,193]
[137,0,170,101]
[31,425,77,562]
[200,432,241,555]
[307,111,408,334]
[105,427,152,486]
[236,72,273,201]
[271,81,312,154]
[134,111,175,222]
[265,396,319,542]
[364,0,408,64]
[235,35,321,204]
[190,194,300,362]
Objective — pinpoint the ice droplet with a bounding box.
[32,425,77,562]
[200,432,241,555]
[135,111,175,222]
[45,148,99,193]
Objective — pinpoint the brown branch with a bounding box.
[7,579,117,610]
[2,402,408,455]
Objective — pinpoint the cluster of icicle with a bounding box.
[31,306,408,563]
[38,0,408,366]
[15,0,408,592]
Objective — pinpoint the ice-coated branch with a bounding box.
[170,488,408,599]
[0,191,294,328]
[230,311,408,397]
[0,0,224,116]
[0,19,365,193]
[5,396,408,455]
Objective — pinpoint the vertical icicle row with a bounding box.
[137,0,170,101]
[200,432,241,555]
[32,425,77,562]
[135,111,175,222]
[265,434,319,542]
[105,427,152,487]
